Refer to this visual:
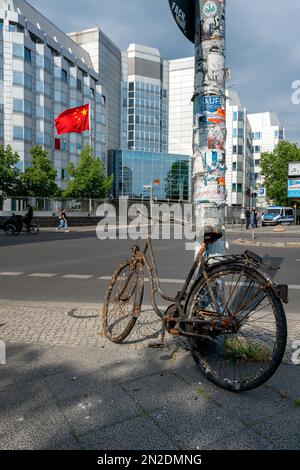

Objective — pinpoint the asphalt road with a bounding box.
[0,228,299,316]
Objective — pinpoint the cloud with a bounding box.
[29,0,300,143]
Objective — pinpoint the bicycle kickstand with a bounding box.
[148,320,166,349]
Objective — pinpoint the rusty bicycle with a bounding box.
[102,218,288,392]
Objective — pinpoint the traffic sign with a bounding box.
[169,0,195,43]
[153,179,161,186]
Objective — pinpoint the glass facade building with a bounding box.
[110,150,191,201]
[0,0,107,186]
[121,45,169,154]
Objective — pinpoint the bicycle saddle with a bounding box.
[204,226,223,244]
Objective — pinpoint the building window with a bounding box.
[254,132,262,140]
[44,57,51,72]
[255,159,260,166]
[237,184,242,193]
[255,173,260,180]
[24,47,31,64]
[13,126,23,140]
[61,69,68,83]
[233,112,238,121]
[36,132,43,145]
[24,73,32,90]
[0,20,3,32]
[233,145,237,153]
[129,82,134,92]
[76,78,82,92]
[254,146,261,153]
[25,128,32,143]
[238,145,243,155]
[232,183,237,192]
[232,162,237,171]
[13,71,23,85]
[13,98,23,113]
[55,139,61,150]
[13,43,23,58]
[275,129,284,140]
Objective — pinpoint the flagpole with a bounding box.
[88,102,92,153]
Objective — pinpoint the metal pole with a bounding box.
[193,0,226,256]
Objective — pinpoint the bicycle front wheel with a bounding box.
[102,259,144,343]
[29,224,39,235]
[185,263,287,392]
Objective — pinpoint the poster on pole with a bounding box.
[288,162,300,177]
[169,0,195,43]
[288,179,300,199]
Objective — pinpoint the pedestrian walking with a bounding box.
[56,209,70,232]
[23,204,33,233]
[252,207,258,228]
[246,207,251,229]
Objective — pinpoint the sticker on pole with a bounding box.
[169,0,195,44]
[203,1,218,17]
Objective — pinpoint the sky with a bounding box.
[29,0,300,144]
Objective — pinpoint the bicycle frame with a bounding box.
[134,231,208,321]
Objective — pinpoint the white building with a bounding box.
[168,57,194,156]
[248,112,285,199]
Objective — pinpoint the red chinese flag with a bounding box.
[55,104,90,135]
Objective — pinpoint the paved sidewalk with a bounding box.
[0,301,299,450]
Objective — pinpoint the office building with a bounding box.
[248,112,285,205]
[120,44,169,153]
[109,149,191,201]
[68,27,121,154]
[168,57,194,156]
[0,0,107,186]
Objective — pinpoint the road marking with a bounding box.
[0,272,24,276]
[28,273,57,278]
[98,276,183,284]
[62,274,93,280]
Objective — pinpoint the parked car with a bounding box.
[262,206,295,226]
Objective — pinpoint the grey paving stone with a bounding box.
[121,371,198,412]
[54,383,141,436]
[148,402,249,450]
[79,416,178,450]
[206,429,275,450]
[169,355,296,426]
[0,381,76,450]
[267,364,300,401]
[0,423,80,450]
[254,409,300,449]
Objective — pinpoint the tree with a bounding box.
[0,145,23,197]
[260,140,300,206]
[22,146,58,197]
[63,145,113,199]
[165,160,189,200]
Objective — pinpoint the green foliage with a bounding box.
[0,145,23,197]
[63,145,113,199]
[165,160,189,200]
[22,146,58,197]
[260,141,300,206]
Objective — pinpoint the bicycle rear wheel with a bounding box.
[102,259,144,343]
[185,263,287,392]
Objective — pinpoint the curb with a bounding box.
[234,239,300,248]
